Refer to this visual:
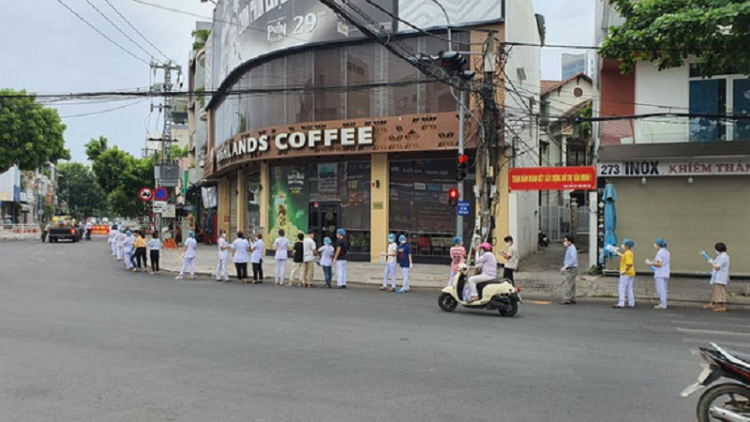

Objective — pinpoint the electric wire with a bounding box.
[59,99,147,118]
[103,0,172,62]
[83,0,160,62]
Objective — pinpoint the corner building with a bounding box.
[203,0,543,263]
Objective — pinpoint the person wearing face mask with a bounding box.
[613,239,636,309]
[704,242,730,312]
[646,238,670,309]
[176,231,198,280]
[448,236,466,288]
[499,235,519,285]
[396,234,413,293]
[273,229,290,286]
[215,230,230,282]
[380,233,398,291]
[559,235,578,305]
[467,242,498,302]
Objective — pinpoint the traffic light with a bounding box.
[448,187,459,207]
[438,51,476,81]
[456,153,468,181]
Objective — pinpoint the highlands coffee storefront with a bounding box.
[206,112,477,262]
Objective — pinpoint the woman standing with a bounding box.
[646,238,670,309]
[133,231,148,272]
[273,229,290,286]
[251,233,264,284]
[381,233,398,291]
[318,237,335,288]
[176,231,198,280]
[613,239,636,309]
[232,231,251,283]
[216,230,229,282]
[290,233,305,287]
[123,230,135,270]
[705,242,730,312]
[396,234,413,294]
[147,231,162,275]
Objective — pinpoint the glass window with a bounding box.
[386,38,419,116]
[733,78,750,141]
[689,79,725,142]
[286,51,314,124]
[347,44,378,119]
[314,49,344,121]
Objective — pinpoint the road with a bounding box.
[2,239,748,421]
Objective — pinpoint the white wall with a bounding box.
[634,62,690,143]
[504,0,541,259]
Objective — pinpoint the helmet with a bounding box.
[479,242,492,252]
[388,233,396,243]
[452,236,463,245]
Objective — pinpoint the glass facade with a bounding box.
[213,33,469,145]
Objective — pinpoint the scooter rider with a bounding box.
[468,242,498,302]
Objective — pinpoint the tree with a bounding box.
[90,147,155,218]
[0,89,70,174]
[85,136,108,162]
[600,0,750,78]
[57,162,107,218]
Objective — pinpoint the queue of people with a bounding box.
[108,224,162,274]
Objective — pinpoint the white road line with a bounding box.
[682,338,750,349]
[677,327,750,337]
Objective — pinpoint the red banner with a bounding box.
[92,225,110,235]
[509,166,596,191]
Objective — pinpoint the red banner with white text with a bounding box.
[508,166,597,191]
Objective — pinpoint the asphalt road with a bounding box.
[2,239,749,422]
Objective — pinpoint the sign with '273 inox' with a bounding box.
[598,159,750,177]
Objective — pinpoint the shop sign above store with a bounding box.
[508,166,596,191]
[598,159,750,177]
[216,126,374,164]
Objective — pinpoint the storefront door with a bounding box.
[309,202,339,245]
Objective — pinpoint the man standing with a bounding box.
[85,221,92,240]
[302,230,317,287]
[215,230,229,282]
[176,231,198,280]
[333,229,348,289]
[559,235,578,305]
[499,235,519,285]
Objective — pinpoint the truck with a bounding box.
[47,216,81,243]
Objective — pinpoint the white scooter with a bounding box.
[438,263,522,317]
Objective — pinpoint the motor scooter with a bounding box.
[538,230,550,247]
[681,342,750,422]
[438,263,522,317]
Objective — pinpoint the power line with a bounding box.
[83,0,159,62]
[54,0,149,66]
[103,0,171,62]
[59,99,147,118]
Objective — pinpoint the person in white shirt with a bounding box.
[147,231,162,275]
[176,231,198,280]
[302,230,317,287]
[468,242,498,302]
[232,231,251,283]
[215,230,230,282]
[273,229,290,286]
[116,227,126,261]
[646,238,670,309]
[123,230,135,270]
[318,237,335,288]
[380,233,398,291]
[85,221,93,241]
[704,242,730,313]
[250,233,265,284]
[108,225,117,255]
[499,235,519,285]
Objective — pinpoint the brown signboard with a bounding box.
[207,112,472,176]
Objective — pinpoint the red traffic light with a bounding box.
[458,154,469,164]
[449,188,459,199]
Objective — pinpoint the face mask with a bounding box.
[715,250,720,255]
[654,244,658,249]
[621,245,626,250]
[506,242,512,247]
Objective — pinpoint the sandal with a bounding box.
[612,304,624,309]
[713,307,727,313]
[702,303,715,310]
[379,287,387,291]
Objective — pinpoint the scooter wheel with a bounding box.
[696,383,750,422]
[438,293,458,312]
[499,297,519,317]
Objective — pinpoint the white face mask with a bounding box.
[715,250,720,255]
[506,242,512,248]
[654,244,658,249]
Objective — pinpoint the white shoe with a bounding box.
[175,275,183,280]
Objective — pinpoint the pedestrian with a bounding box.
[704,242,730,313]
[251,233,265,284]
[133,231,148,272]
[42,223,50,243]
[124,230,135,270]
[290,232,305,286]
[613,239,636,309]
[107,225,116,253]
[333,228,349,289]
[447,236,466,287]
[147,231,162,275]
[646,238,670,309]
[176,231,198,280]
[396,234,412,293]
[380,233,398,291]
[499,235,519,285]
[318,237,335,288]
[116,227,126,261]
[273,229,290,286]
[85,221,92,240]
[232,231,251,283]
[302,230,317,287]
[559,235,578,305]
[215,230,230,282]
[468,242,497,301]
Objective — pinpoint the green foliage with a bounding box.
[0,89,70,173]
[57,162,107,218]
[192,29,211,51]
[84,136,108,162]
[171,144,189,159]
[600,0,750,77]
[90,147,155,218]
[575,102,593,141]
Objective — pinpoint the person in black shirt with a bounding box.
[290,232,305,287]
[333,228,349,288]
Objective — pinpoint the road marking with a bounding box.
[524,300,550,305]
[682,338,750,350]
[677,327,750,337]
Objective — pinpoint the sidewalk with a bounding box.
[157,244,750,305]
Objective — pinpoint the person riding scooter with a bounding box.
[468,242,498,302]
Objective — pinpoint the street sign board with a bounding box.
[152,201,168,213]
[508,166,596,191]
[457,201,471,216]
[162,204,176,218]
[138,188,153,202]
[154,187,169,201]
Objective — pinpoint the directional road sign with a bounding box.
[457,201,471,217]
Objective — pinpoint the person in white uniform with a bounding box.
[704,242,730,313]
[176,231,198,280]
[116,227,126,260]
[273,229,290,285]
[108,225,117,255]
[215,230,230,282]
[380,233,398,291]
[646,238,670,309]
[232,232,251,283]
[468,242,498,302]
[123,230,135,270]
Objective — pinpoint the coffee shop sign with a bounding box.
[216,126,374,163]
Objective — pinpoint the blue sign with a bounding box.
[154,187,169,201]
[457,201,470,217]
